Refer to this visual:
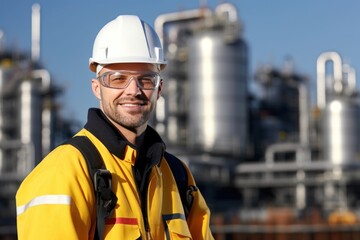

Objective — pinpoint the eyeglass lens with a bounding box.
[100,71,160,90]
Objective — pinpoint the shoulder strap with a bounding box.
[64,136,117,240]
[164,152,197,219]
[66,136,104,179]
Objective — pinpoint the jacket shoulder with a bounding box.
[16,142,92,204]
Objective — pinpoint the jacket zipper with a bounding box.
[141,161,161,239]
[134,145,164,240]
[132,166,151,239]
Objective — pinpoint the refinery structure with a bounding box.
[2,3,360,239]
[0,4,78,238]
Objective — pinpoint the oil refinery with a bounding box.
[2,2,360,239]
[0,4,80,238]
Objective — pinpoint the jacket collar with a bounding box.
[84,108,165,162]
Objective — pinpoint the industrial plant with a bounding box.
[1,2,360,239]
[0,4,80,238]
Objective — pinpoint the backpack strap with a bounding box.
[164,152,198,219]
[64,136,117,240]
[64,136,194,238]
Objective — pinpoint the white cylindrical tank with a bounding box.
[188,29,248,156]
[323,97,360,165]
[317,52,360,165]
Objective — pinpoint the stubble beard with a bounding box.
[105,100,155,131]
[113,109,150,130]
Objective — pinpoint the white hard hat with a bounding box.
[89,15,166,72]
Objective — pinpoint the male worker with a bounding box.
[16,15,214,239]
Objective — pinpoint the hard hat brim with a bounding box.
[89,58,167,72]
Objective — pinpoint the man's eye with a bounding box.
[111,76,127,81]
[141,77,154,82]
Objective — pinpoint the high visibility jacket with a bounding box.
[16,108,214,240]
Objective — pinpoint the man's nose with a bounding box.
[124,77,141,95]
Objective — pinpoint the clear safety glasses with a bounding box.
[97,70,162,90]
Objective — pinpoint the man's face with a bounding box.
[92,63,162,132]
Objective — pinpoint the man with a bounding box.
[16,15,214,239]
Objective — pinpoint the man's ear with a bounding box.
[92,79,101,100]
[157,79,163,99]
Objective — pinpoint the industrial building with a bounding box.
[152,3,360,239]
[0,4,79,238]
[2,2,360,239]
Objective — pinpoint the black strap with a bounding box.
[64,136,193,239]
[164,152,197,218]
[66,136,104,178]
[64,136,117,240]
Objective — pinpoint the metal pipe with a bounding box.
[342,64,356,95]
[32,69,52,156]
[20,81,33,145]
[265,143,304,165]
[299,81,310,147]
[214,3,238,22]
[31,3,41,62]
[154,7,212,43]
[0,30,4,51]
[316,52,343,109]
[32,69,50,90]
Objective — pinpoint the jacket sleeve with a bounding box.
[183,164,214,240]
[15,145,96,239]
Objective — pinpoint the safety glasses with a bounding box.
[97,70,161,90]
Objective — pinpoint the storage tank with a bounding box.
[323,97,360,164]
[187,12,248,156]
[317,52,360,165]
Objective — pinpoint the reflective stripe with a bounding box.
[17,195,71,215]
[105,217,138,225]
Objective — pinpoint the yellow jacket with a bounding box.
[16,109,213,240]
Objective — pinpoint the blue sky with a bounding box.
[1,0,360,125]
